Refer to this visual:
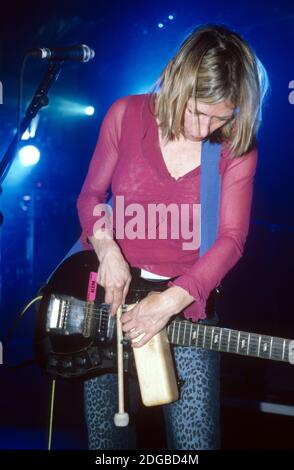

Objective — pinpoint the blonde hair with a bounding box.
[152,24,269,157]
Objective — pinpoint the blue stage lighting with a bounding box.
[158,23,164,29]
[168,15,174,20]
[85,106,95,116]
[18,145,40,167]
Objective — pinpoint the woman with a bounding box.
[77,23,269,450]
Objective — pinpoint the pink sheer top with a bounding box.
[77,94,258,321]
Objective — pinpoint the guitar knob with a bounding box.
[48,356,58,367]
[76,357,86,366]
[62,360,72,368]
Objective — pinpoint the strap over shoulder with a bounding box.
[200,140,221,256]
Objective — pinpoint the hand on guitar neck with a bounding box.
[121,286,195,348]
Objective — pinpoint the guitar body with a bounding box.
[36,250,293,382]
[35,250,177,381]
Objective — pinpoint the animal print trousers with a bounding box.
[84,345,219,450]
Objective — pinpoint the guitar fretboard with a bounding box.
[167,320,292,363]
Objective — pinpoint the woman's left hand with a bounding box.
[120,286,194,348]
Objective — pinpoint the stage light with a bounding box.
[85,106,95,116]
[21,129,30,140]
[168,15,174,20]
[158,23,164,29]
[18,145,40,167]
[21,115,40,140]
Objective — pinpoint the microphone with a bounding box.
[28,44,95,62]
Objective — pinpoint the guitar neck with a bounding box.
[167,319,293,363]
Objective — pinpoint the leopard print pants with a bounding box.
[84,346,219,450]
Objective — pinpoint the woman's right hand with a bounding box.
[95,241,132,316]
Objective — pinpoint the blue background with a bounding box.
[0,0,293,450]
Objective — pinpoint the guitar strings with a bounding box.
[60,306,286,356]
[52,299,287,358]
[62,316,287,358]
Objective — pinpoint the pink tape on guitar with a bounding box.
[87,272,97,301]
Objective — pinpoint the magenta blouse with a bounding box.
[77,94,258,321]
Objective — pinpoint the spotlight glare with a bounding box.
[85,106,95,116]
[21,129,30,140]
[168,15,174,20]
[158,23,164,29]
[18,145,40,167]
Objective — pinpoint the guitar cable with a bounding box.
[1,294,43,369]
[48,379,56,450]
[2,292,59,450]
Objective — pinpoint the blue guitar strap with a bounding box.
[199,140,222,323]
[200,140,221,256]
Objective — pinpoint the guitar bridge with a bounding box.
[46,295,70,334]
[46,294,90,336]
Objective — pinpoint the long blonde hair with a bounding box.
[152,24,269,157]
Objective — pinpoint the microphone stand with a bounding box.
[0,61,63,185]
[0,61,63,305]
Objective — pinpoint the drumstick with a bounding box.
[114,306,129,427]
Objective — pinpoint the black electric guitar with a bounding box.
[35,250,294,381]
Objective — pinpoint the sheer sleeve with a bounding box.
[168,145,258,320]
[76,97,128,248]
